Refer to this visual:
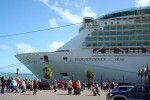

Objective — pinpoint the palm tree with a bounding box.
[86,70,96,83]
[42,65,53,79]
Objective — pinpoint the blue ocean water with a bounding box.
[0,72,37,80]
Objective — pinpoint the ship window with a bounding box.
[40,58,43,60]
[43,56,49,62]
[55,50,69,52]
[105,22,107,24]
[63,57,68,61]
[84,19,93,23]
[111,22,113,24]
[26,58,29,62]
[117,22,119,24]
[60,73,68,76]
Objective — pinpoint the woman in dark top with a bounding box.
[33,80,37,95]
[1,77,5,94]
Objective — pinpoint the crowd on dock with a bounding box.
[0,76,118,96]
[0,76,39,95]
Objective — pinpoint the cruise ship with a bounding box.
[15,7,150,83]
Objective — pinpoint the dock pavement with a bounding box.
[0,89,107,100]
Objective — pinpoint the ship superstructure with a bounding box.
[15,7,150,83]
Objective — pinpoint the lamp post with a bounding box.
[143,67,148,84]
[16,68,19,78]
[140,67,144,84]
[123,75,125,83]
[101,75,103,82]
[71,73,74,82]
[146,64,150,84]
[138,67,141,83]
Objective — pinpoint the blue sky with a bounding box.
[0,0,150,74]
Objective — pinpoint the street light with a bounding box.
[16,68,19,78]
[146,63,150,84]
[138,67,141,83]
[71,73,74,82]
[143,67,147,84]
[140,67,144,84]
[123,75,125,83]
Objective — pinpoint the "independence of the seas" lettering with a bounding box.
[75,57,124,61]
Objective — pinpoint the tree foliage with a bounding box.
[42,65,53,79]
[86,70,96,82]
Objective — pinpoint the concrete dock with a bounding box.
[0,89,107,100]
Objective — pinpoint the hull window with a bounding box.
[63,57,68,61]
[60,73,68,76]
[43,56,49,62]
[26,58,29,62]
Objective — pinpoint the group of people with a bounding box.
[0,76,38,95]
[61,80,83,95]
[1,76,19,94]
[1,76,112,96]
[63,80,100,96]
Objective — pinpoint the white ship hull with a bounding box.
[15,52,150,83]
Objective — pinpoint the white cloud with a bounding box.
[40,0,96,24]
[48,41,64,52]
[48,4,83,23]
[135,0,150,7]
[16,43,38,53]
[49,18,59,27]
[82,7,96,18]
[40,0,82,23]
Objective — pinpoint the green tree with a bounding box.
[86,70,96,83]
[42,65,53,79]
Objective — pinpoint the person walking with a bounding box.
[33,80,37,95]
[72,81,78,95]
[7,77,11,92]
[96,82,100,96]
[66,80,73,95]
[53,80,57,92]
[1,77,5,94]
[11,78,18,92]
[21,80,26,93]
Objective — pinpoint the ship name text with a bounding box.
[75,57,124,62]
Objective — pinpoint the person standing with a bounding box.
[53,80,57,92]
[21,80,26,93]
[11,78,18,92]
[1,77,5,94]
[72,81,78,95]
[77,80,81,95]
[7,77,11,92]
[33,80,37,95]
[96,82,100,96]
[64,80,67,91]
[67,80,73,95]
[91,84,97,96]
